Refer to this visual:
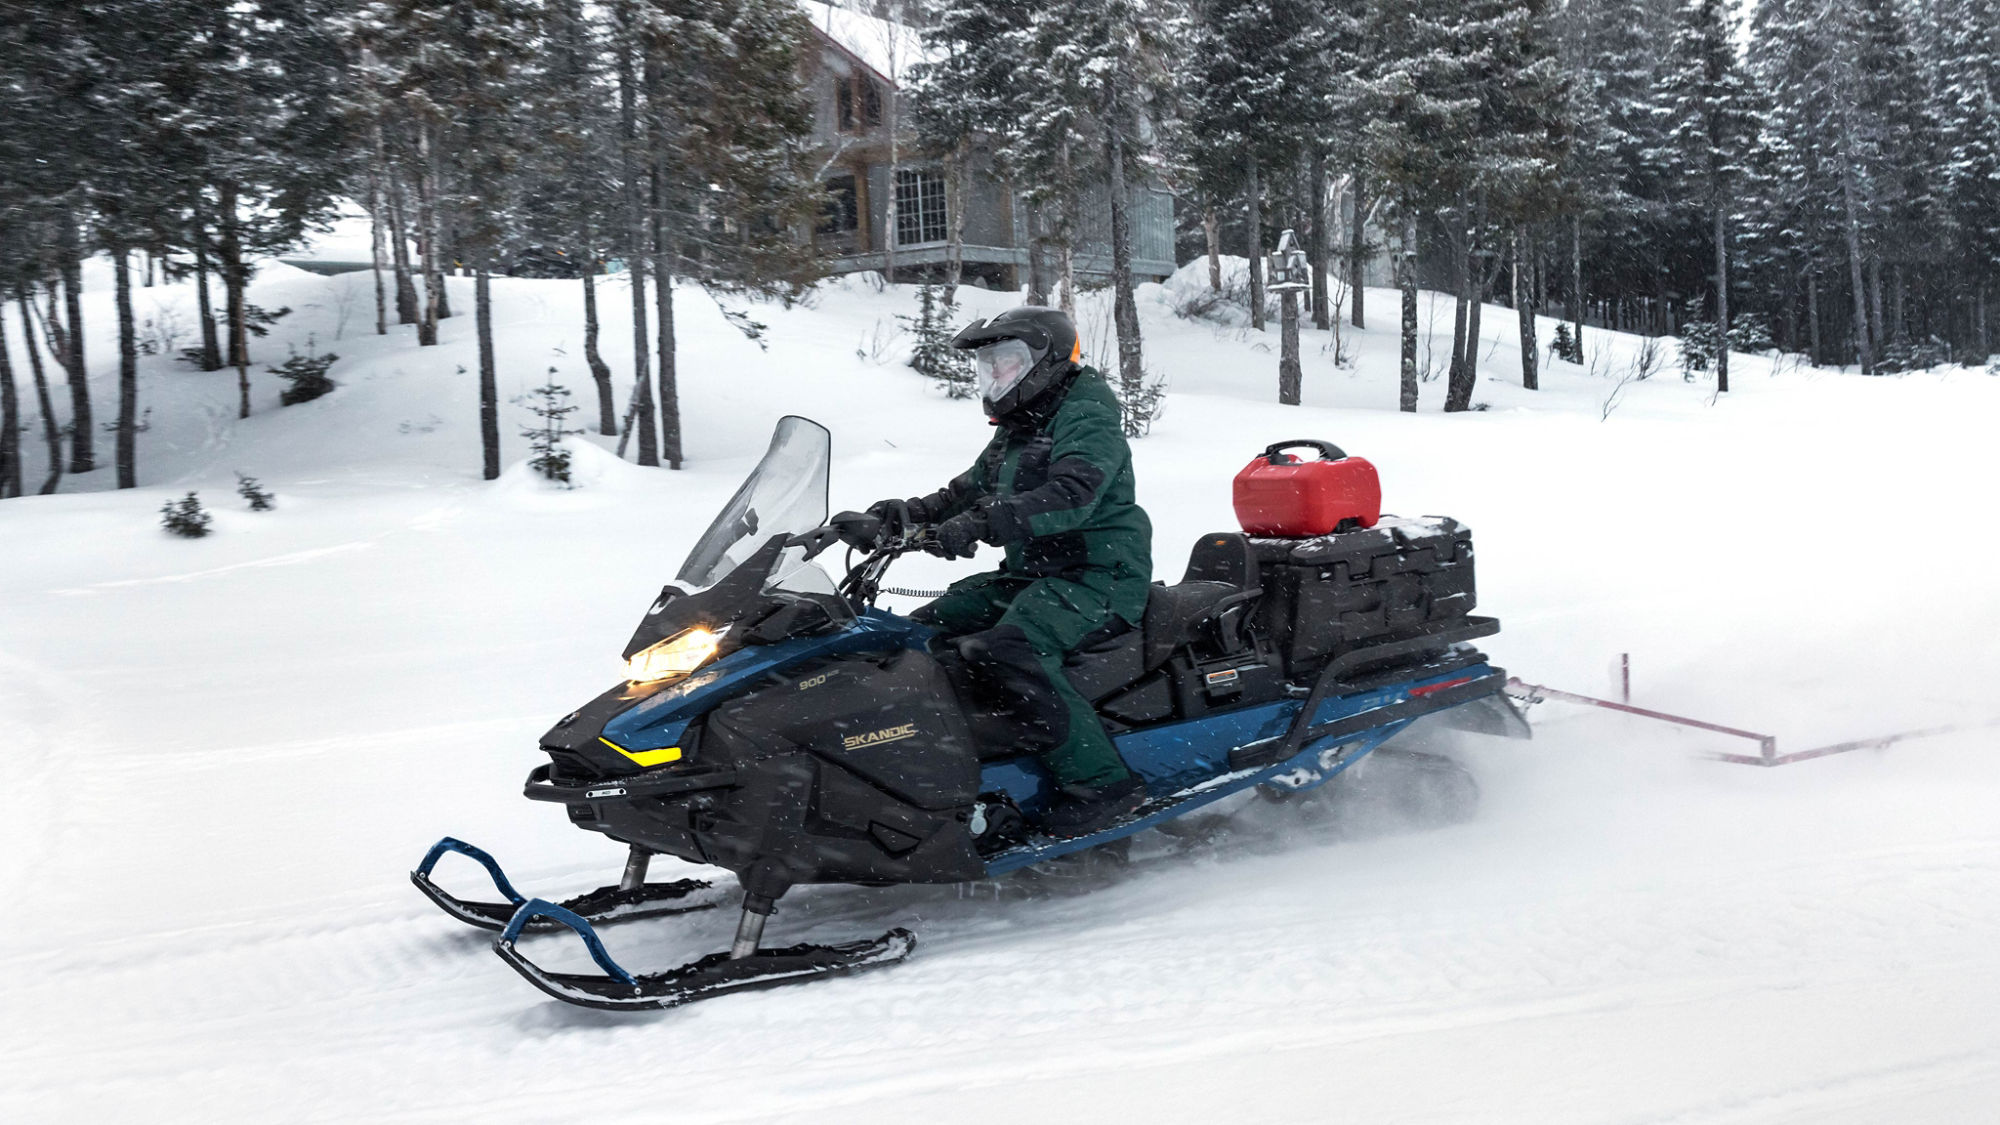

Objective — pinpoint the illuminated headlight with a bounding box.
[626,626,727,682]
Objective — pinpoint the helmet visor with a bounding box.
[974,339,1036,403]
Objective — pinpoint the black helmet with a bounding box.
[950,306,1080,419]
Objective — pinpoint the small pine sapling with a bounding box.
[517,372,585,485]
[271,337,339,405]
[1677,319,1721,379]
[236,472,275,511]
[160,492,213,537]
[901,284,975,398]
[1550,322,1584,364]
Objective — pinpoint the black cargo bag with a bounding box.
[1249,516,1477,676]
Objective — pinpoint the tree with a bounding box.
[1660,0,1757,392]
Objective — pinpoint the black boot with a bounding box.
[1040,774,1148,839]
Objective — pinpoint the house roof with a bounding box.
[796,1,939,86]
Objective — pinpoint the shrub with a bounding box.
[516,373,584,485]
[236,472,274,511]
[1550,322,1583,364]
[901,284,975,399]
[160,492,213,538]
[270,340,338,406]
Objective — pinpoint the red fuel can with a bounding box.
[1232,440,1381,537]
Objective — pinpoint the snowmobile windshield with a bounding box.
[974,339,1035,403]
[677,416,831,589]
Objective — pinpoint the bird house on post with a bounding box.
[1267,229,1310,293]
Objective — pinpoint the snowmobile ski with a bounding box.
[411,837,724,932]
[493,898,917,1012]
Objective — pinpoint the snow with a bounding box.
[3,251,1999,1123]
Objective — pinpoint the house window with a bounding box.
[895,169,948,246]
[836,75,882,133]
[819,175,858,235]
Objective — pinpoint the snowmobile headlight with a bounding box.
[626,626,726,682]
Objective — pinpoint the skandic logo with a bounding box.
[841,723,918,751]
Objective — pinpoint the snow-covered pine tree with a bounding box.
[160,492,213,538]
[1930,0,2000,358]
[1016,0,1181,429]
[1180,0,1334,338]
[910,1,1034,305]
[1659,0,1758,392]
[902,284,976,397]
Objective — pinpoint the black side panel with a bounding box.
[705,649,981,811]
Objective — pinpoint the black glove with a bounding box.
[932,508,990,559]
[827,510,883,551]
[865,498,913,537]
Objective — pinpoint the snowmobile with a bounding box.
[413,417,1526,1011]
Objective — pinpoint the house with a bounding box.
[797,1,1177,291]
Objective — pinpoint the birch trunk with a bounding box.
[369,164,388,337]
[388,173,419,325]
[220,181,253,419]
[650,150,681,471]
[616,4,656,465]
[416,126,442,346]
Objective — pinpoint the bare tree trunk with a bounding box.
[112,242,139,488]
[1399,209,1419,413]
[192,201,223,370]
[18,293,63,494]
[1025,194,1050,305]
[616,2,656,465]
[220,180,253,418]
[1202,198,1221,292]
[0,297,18,499]
[650,149,682,470]
[1807,271,1823,365]
[1890,262,1905,344]
[435,223,454,320]
[1978,284,1989,359]
[1246,157,1265,331]
[1838,161,1873,373]
[1569,214,1584,364]
[1866,256,1885,360]
[883,94,900,286]
[1447,223,1479,413]
[388,172,420,325]
[1279,290,1301,406]
[1308,152,1328,330]
[1713,202,1730,393]
[1349,173,1366,330]
[369,165,388,337]
[1056,142,1077,316]
[581,250,616,435]
[476,266,499,480]
[1513,226,1537,391]
[944,140,970,306]
[416,126,443,346]
[58,212,92,473]
[1105,120,1146,415]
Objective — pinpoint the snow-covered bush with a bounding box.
[236,473,274,511]
[1878,336,1951,374]
[516,376,584,486]
[1728,313,1774,355]
[160,492,213,538]
[271,342,338,405]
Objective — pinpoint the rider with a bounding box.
[860,306,1152,838]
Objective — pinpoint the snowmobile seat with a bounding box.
[1064,534,1261,703]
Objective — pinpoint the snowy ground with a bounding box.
[2,256,1997,1123]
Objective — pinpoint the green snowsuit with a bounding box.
[907,368,1153,788]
